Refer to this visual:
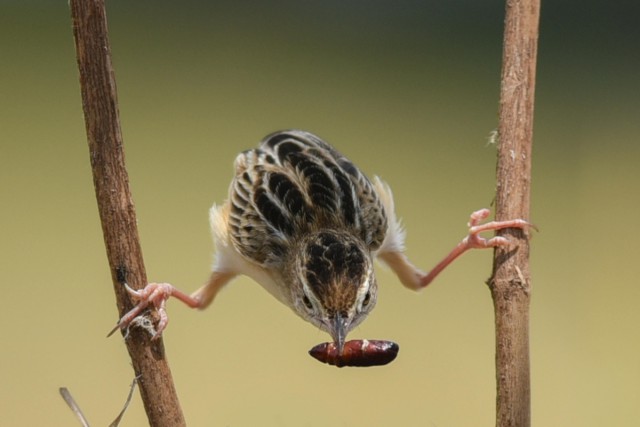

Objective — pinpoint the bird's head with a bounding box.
[288,230,377,353]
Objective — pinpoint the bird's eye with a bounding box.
[362,291,371,307]
[302,295,313,310]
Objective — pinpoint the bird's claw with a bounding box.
[108,282,175,340]
[465,208,535,250]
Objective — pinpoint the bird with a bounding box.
[111,129,530,353]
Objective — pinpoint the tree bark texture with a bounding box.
[70,1,186,425]
[490,0,540,426]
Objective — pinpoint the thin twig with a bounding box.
[489,1,540,427]
[69,0,186,425]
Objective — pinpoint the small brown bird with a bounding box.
[112,130,529,352]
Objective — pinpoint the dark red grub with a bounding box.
[309,339,399,368]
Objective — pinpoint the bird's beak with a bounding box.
[331,313,348,355]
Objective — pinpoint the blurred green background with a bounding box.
[1,1,639,425]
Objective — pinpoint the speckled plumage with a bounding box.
[227,130,388,267]
[210,130,403,341]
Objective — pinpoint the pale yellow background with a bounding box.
[1,2,638,426]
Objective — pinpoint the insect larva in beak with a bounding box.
[309,339,399,367]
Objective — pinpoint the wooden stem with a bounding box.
[490,0,540,426]
[70,1,186,425]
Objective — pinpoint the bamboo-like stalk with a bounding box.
[70,1,186,425]
[490,1,540,426]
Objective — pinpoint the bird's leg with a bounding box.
[379,209,532,290]
[190,271,237,309]
[109,271,236,339]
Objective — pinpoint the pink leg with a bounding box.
[108,271,236,339]
[380,209,532,290]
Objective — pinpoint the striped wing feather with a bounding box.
[227,130,387,267]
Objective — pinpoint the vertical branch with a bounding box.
[490,1,540,427]
[70,1,186,425]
